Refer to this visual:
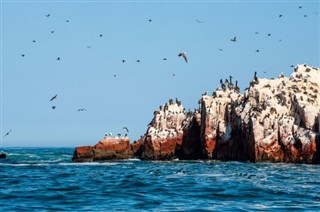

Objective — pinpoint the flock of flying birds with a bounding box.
[3,5,316,138]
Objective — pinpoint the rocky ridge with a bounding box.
[72,64,320,163]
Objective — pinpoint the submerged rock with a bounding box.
[73,64,320,164]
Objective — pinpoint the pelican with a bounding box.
[178,52,188,63]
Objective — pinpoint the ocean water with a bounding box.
[1,148,320,211]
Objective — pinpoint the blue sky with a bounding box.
[1,0,319,147]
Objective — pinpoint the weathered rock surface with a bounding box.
[72,137,133,162]
[74,64,320,164]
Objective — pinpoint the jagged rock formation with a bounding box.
[73,64,320,164]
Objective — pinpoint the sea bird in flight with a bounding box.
[178,52,188,63]
[50,94,57,101]
[3,130,12,137]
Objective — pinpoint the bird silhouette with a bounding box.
[256,49,260,52]
[148,19,152,22]
[99,34,103,37]
[267,33,271,36]
[172,73,175,77]
[163,58,167,61]
[114,74,117,77]
[178,52,188,63]
[231,36,237,42]
[196,19,204,23]
[21,54,25,57]
[299,6,302,9]
[136,60,140,62]
[50,94,57,101]
[123,127,129,133]
[121,60,125,63]
[78,108,87,112]
[52,106,56,110]
[45,14,50,17]
[51,30,55,34]
[279,14,283,18]
[303,15,308,17]
[3,130,12,137]
[218,48,223,51]
[66,20,69,22]
[57,57,60,60]
[32,40,36,43]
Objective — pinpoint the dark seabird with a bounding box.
[148,19,152,22]
[3,129,12,138]
[254,71,258,81]
[218,49,223,51]
[86,46,91,48]
[50,94,57,101]
[196,19,204,23]
[136,60,140,62]
[172,74,175,77]
[52,106,56,110]
[66,20,69,22]
[267,33,271,36]
[303,15,308,17]
[255,32,259,34]
[178,52,188,63]
[163,58,167,61]
[121,60,125,63]
[21,54,25,57]
[299,6,302,9]
[51,30,55,34]
[32,40,36,43]
[230,36,237,42]
[279,14,283,18]
[57,57,60,60]
[45,14,51,17]
[78,108,87,112]
[256,49,260,52]
[114,74,117,77]
[99,34,103,37]
[123,127,129,133]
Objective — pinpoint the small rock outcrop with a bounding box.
[72,137,132,162]
[73,64,320,164]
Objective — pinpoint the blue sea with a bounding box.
[1,148,320,211]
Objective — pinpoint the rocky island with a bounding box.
[73,64,320,164]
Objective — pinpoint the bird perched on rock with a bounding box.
[254,71,258,82]
[50,94,57,101]
[178,52,188,63]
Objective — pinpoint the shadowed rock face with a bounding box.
[74,64,320,164]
